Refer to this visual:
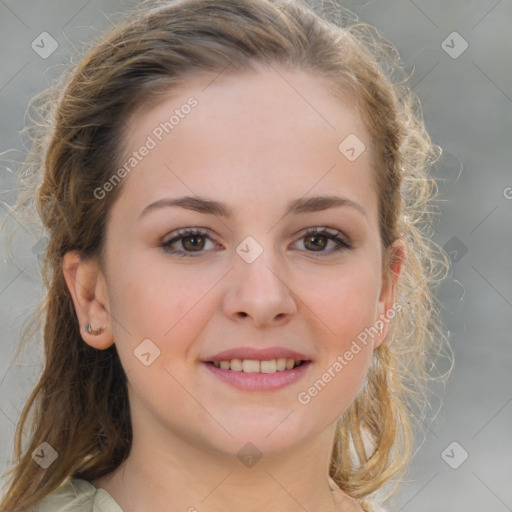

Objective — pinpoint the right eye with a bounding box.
[160,228,222,257]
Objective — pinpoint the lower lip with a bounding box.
[203,361,312,391]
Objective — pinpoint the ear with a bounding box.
[374,240,405,349]
[62,251,114,350]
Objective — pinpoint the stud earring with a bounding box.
[85,323,105,336]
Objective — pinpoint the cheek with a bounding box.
[311,258,382,347]
[105,257,219,409]
[301,257,381,403]
[107,252,221,354]
[298,277,378,419]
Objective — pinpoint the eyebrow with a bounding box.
[138,194,367,220]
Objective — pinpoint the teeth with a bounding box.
[276,358,287,371]
[260,360,276,373]
[230,359,243,371]
[211,358,303,373]
[242,360,260,373]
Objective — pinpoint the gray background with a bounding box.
[0,1,511,510]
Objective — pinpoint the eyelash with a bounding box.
[160,227,352,258]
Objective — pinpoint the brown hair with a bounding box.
[0,0,451,510]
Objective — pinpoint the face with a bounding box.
[92,64,397,458]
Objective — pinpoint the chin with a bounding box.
[207,416,313,459]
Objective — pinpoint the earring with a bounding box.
[85,323,105,336]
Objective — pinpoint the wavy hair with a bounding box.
[0,0,451,510]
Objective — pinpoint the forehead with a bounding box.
[114,64,377,223]
[122,63,366,152]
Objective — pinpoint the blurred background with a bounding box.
[0,1,511,510]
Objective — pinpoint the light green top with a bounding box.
[35,478,123,512]
[34,476,387,512]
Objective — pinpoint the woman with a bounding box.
[0,1,450,510]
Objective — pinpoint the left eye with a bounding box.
[160,227,351,257]
[294,227,351,255]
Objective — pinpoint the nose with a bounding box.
[222,249,297,328]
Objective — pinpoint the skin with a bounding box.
[63,63,403,512]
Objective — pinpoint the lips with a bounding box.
[201,346,313,391]
[203,346,312,363]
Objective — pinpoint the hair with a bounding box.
[0,0,452,510]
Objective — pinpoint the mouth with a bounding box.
[205,358,309,373]
[202,358,312,392]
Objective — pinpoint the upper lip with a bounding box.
[203,346,312,362]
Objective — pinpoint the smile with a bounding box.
[203,359,312,391]
[208,358,306,373]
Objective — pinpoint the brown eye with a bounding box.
[304,233,328,251]
[181,235,206,251]
[294,227,352,256]
[161,228,219,257]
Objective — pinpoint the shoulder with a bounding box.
[34,478,124,512]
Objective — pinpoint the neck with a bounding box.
[91,421,362,512]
